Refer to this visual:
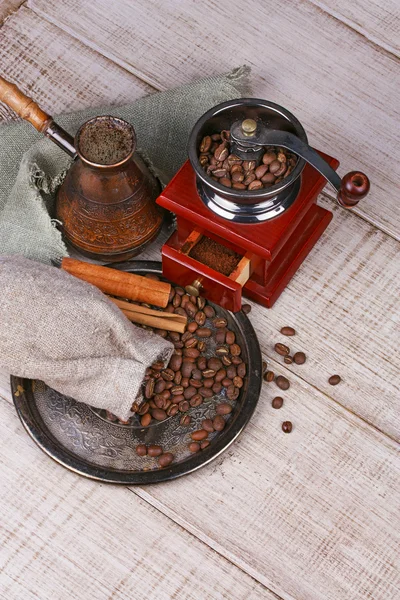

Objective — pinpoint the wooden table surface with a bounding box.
[0,1,399,599]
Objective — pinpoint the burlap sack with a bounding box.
[0,256,174,420]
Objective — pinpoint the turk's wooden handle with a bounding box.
[0,76,52,132]
[337,171,370,208]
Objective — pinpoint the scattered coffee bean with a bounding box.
[140,413,151,427]
[136,444,147,456]
[200,440,210,450]
[272,396,283,409]
[213,415,226,431]
[284,355,293,364]
[158,453,174,468]
[262,360,268,374]
[293,352,306,365]
[191,429,209,441]
[180,414,191,426]
[275,375,290,390]
[148,445,163,457]
[202,419,215,433]
[264,370,275,382]
[152,408,167,421]
[280,326,296,336]
[282,421,293,433]
[242,303,252,314]
[329,375,341,385]
[189,442,200,453]
[216,403,233,415]
[275,343,290,356]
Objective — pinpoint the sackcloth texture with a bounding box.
[0,67,250,417]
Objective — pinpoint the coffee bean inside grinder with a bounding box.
[199,129,297,191]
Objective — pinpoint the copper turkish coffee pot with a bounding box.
[0,77,163,261]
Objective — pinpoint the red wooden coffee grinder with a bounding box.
[157,99,370,311]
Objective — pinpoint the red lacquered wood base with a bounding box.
[157,152,339,311]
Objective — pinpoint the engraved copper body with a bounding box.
[57,116,163,261]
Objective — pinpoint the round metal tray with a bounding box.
[11,261,262,484]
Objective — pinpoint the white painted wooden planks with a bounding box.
[0,400,275,600]
[28,0,400,238]
[309,0,400,55]
[135,361,400,600]
[0,7,153,124]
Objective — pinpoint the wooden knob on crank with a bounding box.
[0,76,52,132]
[337,171,370,208]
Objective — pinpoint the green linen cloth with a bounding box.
[0,66,250,264]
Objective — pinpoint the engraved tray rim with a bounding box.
[11,260,262,485]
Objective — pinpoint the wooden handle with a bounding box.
[337,171,370,208]
[0,76,52,132]
[61,258,171,308]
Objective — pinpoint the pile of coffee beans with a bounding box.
[99,277,247,469]
[198,129,297,191]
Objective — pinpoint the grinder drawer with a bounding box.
[161,230,254,312]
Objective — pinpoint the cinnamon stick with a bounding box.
[61,258,171,308]
[109,297,187,324]
[119,308,186,333]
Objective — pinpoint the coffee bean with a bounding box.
[269,160,281,174]
[216,346,229,357]
[136,444,147,456]
[199,387,214,398]
[197,356,207,370]
[264,370,275,382]
[195,311,206,326]
[191,429,208,441]
[222,356,232,367]
[181,331,193,343]
[237,363,246,378]
[284,356,293,364]
[186,301,197,318]
[282,421,293,433]
[222,377,232,387]
[179,400,190,412]
[213,415,225,431]
[184,386,197,400]
[272,396,283,409]
[204,305,215,318]
[233,376,243,388]
[248,179,263,190]
[255,164,269,179]
[293,352,306,365]
[174,370,182,385]
[152,360,165,371]
[280,326,295,336]
[175,287,185,296]
[226,365,237,379]
[140,413,151,427]
[275,375,290,390]
[208,357,223,371]
[158,453,174,468]
[215,330,226,344]
[185,337,198,349]
[232,171,245,183]
[227,386,240,401]
[190,394,203,407]
[202,419,215,432]
[169,354,182,372]
[171,385,184,396]
[215,368,227,383]
[166,404,179,417]
[148,445,163,457]
[197,341,206,353]
[152,408,167,421]
[180,414,191,426]
[189,442,200,453]
[220,177,232,187]
[181,360,196,378]
[181,377,190,388]
[171,394,184,404]
[200,135,212,153]
[202,369,216,378]
[230,344,241,356]
[329,375,341,385]
[172,294,181,308]
[225,330,236,345]
[212,383,222,394]
[214,143,229,162]
[241,304,251,314]
[161,368,175,381]
[261,172,276,184]
[243,173,256,186]
[174,307,187,317]
[145,378,155,399]
[197,327,212,338]
[214,317,228,328]
[243,160,256,171]
[275,343,290,356]
[138,402,150,415]
[181,294,190,309]
[200,440,211,450]
[191,368,202,380]
[262,151,277,165]
[216,403,233,415]
[197,297,206,310]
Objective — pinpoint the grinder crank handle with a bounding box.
[0,76,77,158]
[232,122,370,208]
